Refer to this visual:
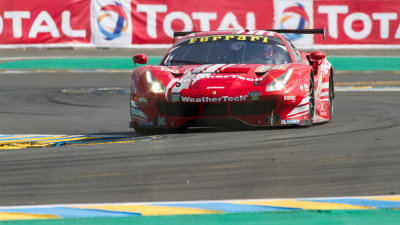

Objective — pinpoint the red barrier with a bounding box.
[0,0,399,47]
[314,0,400,45]
[0,0,90,45]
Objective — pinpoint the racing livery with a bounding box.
[130,29,334,133]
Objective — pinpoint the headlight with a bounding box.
[266,68,294,92]
[146,70,165,93]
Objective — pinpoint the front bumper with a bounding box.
[130,96,309,128]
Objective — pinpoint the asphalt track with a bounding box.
[1,61,400,210]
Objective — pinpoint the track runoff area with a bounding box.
[1,54,400,224]
[1,56,400,150]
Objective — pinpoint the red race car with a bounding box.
[130,29,334,133]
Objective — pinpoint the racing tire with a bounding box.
[328,74,334,121]
[307,74,315,126]
[134,126,188,135]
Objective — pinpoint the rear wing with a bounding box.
[267,29,326,40]
[173,31,193,42]
[173,28,326,42]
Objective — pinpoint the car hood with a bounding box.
[149,64,300,100]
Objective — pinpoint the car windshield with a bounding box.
[161,35,292,66]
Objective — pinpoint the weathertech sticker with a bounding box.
[182,96,247,103]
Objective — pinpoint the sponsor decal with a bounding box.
[91,0,132,44]
[304,84,309,93]
[188,73,261,83]
[319,59,331,78]
[187,35,268,44]
[181,96,247,103]
[272,64,289,70]
[132,96,148,104]
[206,86,225,89]
[138,97,148,103]
[156,117,166,126]
[284,95,296,101]
[255,65,272,74]
[274,0,313,45]
[139,121,154,127]
[281,119,301,125]
[161,67,183,74]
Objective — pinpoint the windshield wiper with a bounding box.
[169,59,206,65]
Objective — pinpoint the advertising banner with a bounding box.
[131,0,273,44]
[0,0,90,45]
[0,0,400,47]
[314,0,400,45]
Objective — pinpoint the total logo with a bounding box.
[279,3,310,41]
[274,0,313,45]
[91,0,132,45]
[97,2,128,40]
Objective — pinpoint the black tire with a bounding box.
[328,74,334,121]
[308,74,315,126]
[134,126,188,135]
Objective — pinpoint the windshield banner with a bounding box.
[0,0,399,47]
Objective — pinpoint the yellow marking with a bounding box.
[187,35,268,44]
[250,36,261,41]
[188,38,196,44]
[237,35,247,41]
[262,37,268,42]
[366,196,400,202]
[223,35,235,40]
[1,142,51,150]
[65,139,148,147]
[34,136,96,143]
[353,86,373,89]
[234,200,372,210]
[1,135,156,150]
[0,136,66,143]
[339,86,373,90]
[336,81,400,87]
[0,135,34,140]
[76,205,222,216]
[200,37,209,42]
[0,212,58,220]
[212,36,222,41]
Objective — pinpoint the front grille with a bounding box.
[231,101,276,116]
[156,103,200,117]
[203,104,228,116]
[157,101,275,117]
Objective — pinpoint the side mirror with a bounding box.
[133,54,148,67]
[310,51,326,61]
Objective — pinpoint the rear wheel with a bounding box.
[328,74,334,121]
[308,74,315,126]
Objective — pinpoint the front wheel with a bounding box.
[134,126,188,135]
